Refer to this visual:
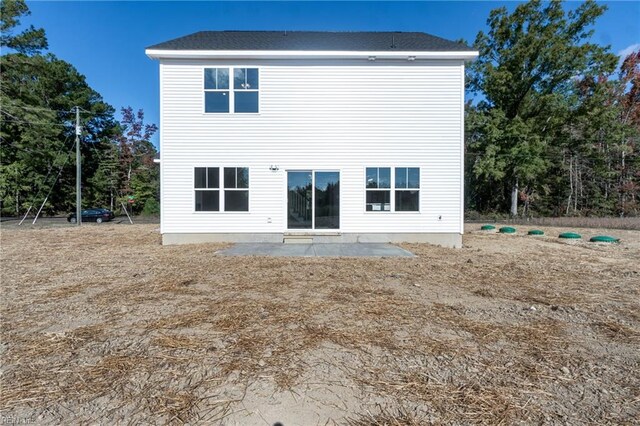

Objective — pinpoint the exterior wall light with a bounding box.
[407,56,416,61]
[368,56,376,61]
[269,165,280,171]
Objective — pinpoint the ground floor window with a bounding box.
[195,167,249,212]
[365,167,391,211]
[366,167,420,212]
[395,167,420,211]
[194,167,220,211]
[224,167,249,211]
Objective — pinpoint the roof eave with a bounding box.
[145,49,479,61]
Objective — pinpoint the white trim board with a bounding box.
[146,49,479,61]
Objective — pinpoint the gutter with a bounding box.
[145,49,479,61]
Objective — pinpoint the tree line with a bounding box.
[1,0,637,219]
[0,0,159,217]
[466,0,639,217]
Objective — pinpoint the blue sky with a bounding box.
[20,1,640,147]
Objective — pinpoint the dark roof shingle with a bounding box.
[147,31,473,52]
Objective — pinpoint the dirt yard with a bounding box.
[1,224,638,425]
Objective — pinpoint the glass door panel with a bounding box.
[287,171,312,229]
[314,171,340,229]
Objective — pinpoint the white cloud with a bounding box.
[618,43,640,65]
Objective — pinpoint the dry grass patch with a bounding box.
[591,319,640,342]
[1,224,639,424]
[346,405,427,426]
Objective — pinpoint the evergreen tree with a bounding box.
[467,0,618,216]
[0,0,159,217]
[0,0,47,54]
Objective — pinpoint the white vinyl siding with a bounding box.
[159,59,464,234]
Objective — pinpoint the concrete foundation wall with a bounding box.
[162,233,463,248]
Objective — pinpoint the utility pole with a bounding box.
[75,106,82,226]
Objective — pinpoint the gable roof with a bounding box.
[147,31,474,53]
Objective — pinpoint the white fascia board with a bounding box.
[145,49,479,61]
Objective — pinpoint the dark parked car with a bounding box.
[68,208,115,224]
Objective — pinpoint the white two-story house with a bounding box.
[146,31,477,247]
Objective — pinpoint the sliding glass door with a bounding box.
[287,171,312,229]
[314,172,340,229]
[287,170,340,230]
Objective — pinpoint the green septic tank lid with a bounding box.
[481,225,496,230]
[590,235,620,243]
[559,232,582,239]
[528,229,544,235]
[499,226,516,234]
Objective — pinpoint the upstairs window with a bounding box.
[365,167,391,212]
[204,68,229,113]
[395,167,420,211]
[204,68,259,113]
[234,68,259,113]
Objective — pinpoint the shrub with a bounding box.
[142,198,160,216]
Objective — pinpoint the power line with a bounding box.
[29,139,77,225]
[6,104,76,114]
[43,140,76,199]
[0,114,71,128]
[1,105,114,128]
[77,106,114,118]
[4,102,130,217]
[28,135,74,202]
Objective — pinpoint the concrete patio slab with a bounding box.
[216,243,415,257]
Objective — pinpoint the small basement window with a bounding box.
[365,167,391,212]
[194,167,220,211]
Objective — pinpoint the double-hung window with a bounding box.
[365,167,391,211]
[233,68,259,113]
[223,167,249,211]
[195,167,220,211]
[204,68,230,113]
[195,167,249,212]
[365,167,420,212]
[204,68,259,113]
[395,167,420,211]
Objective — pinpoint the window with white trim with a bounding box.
[365,167,420,212]
[223,167,249,211]
[204,68,259,113]
[233,68,259,113]
[204,69,230,113]
[194,167,249,212]
[365,167,391,211]
[195,167,220,211]
[395,167,420,211]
